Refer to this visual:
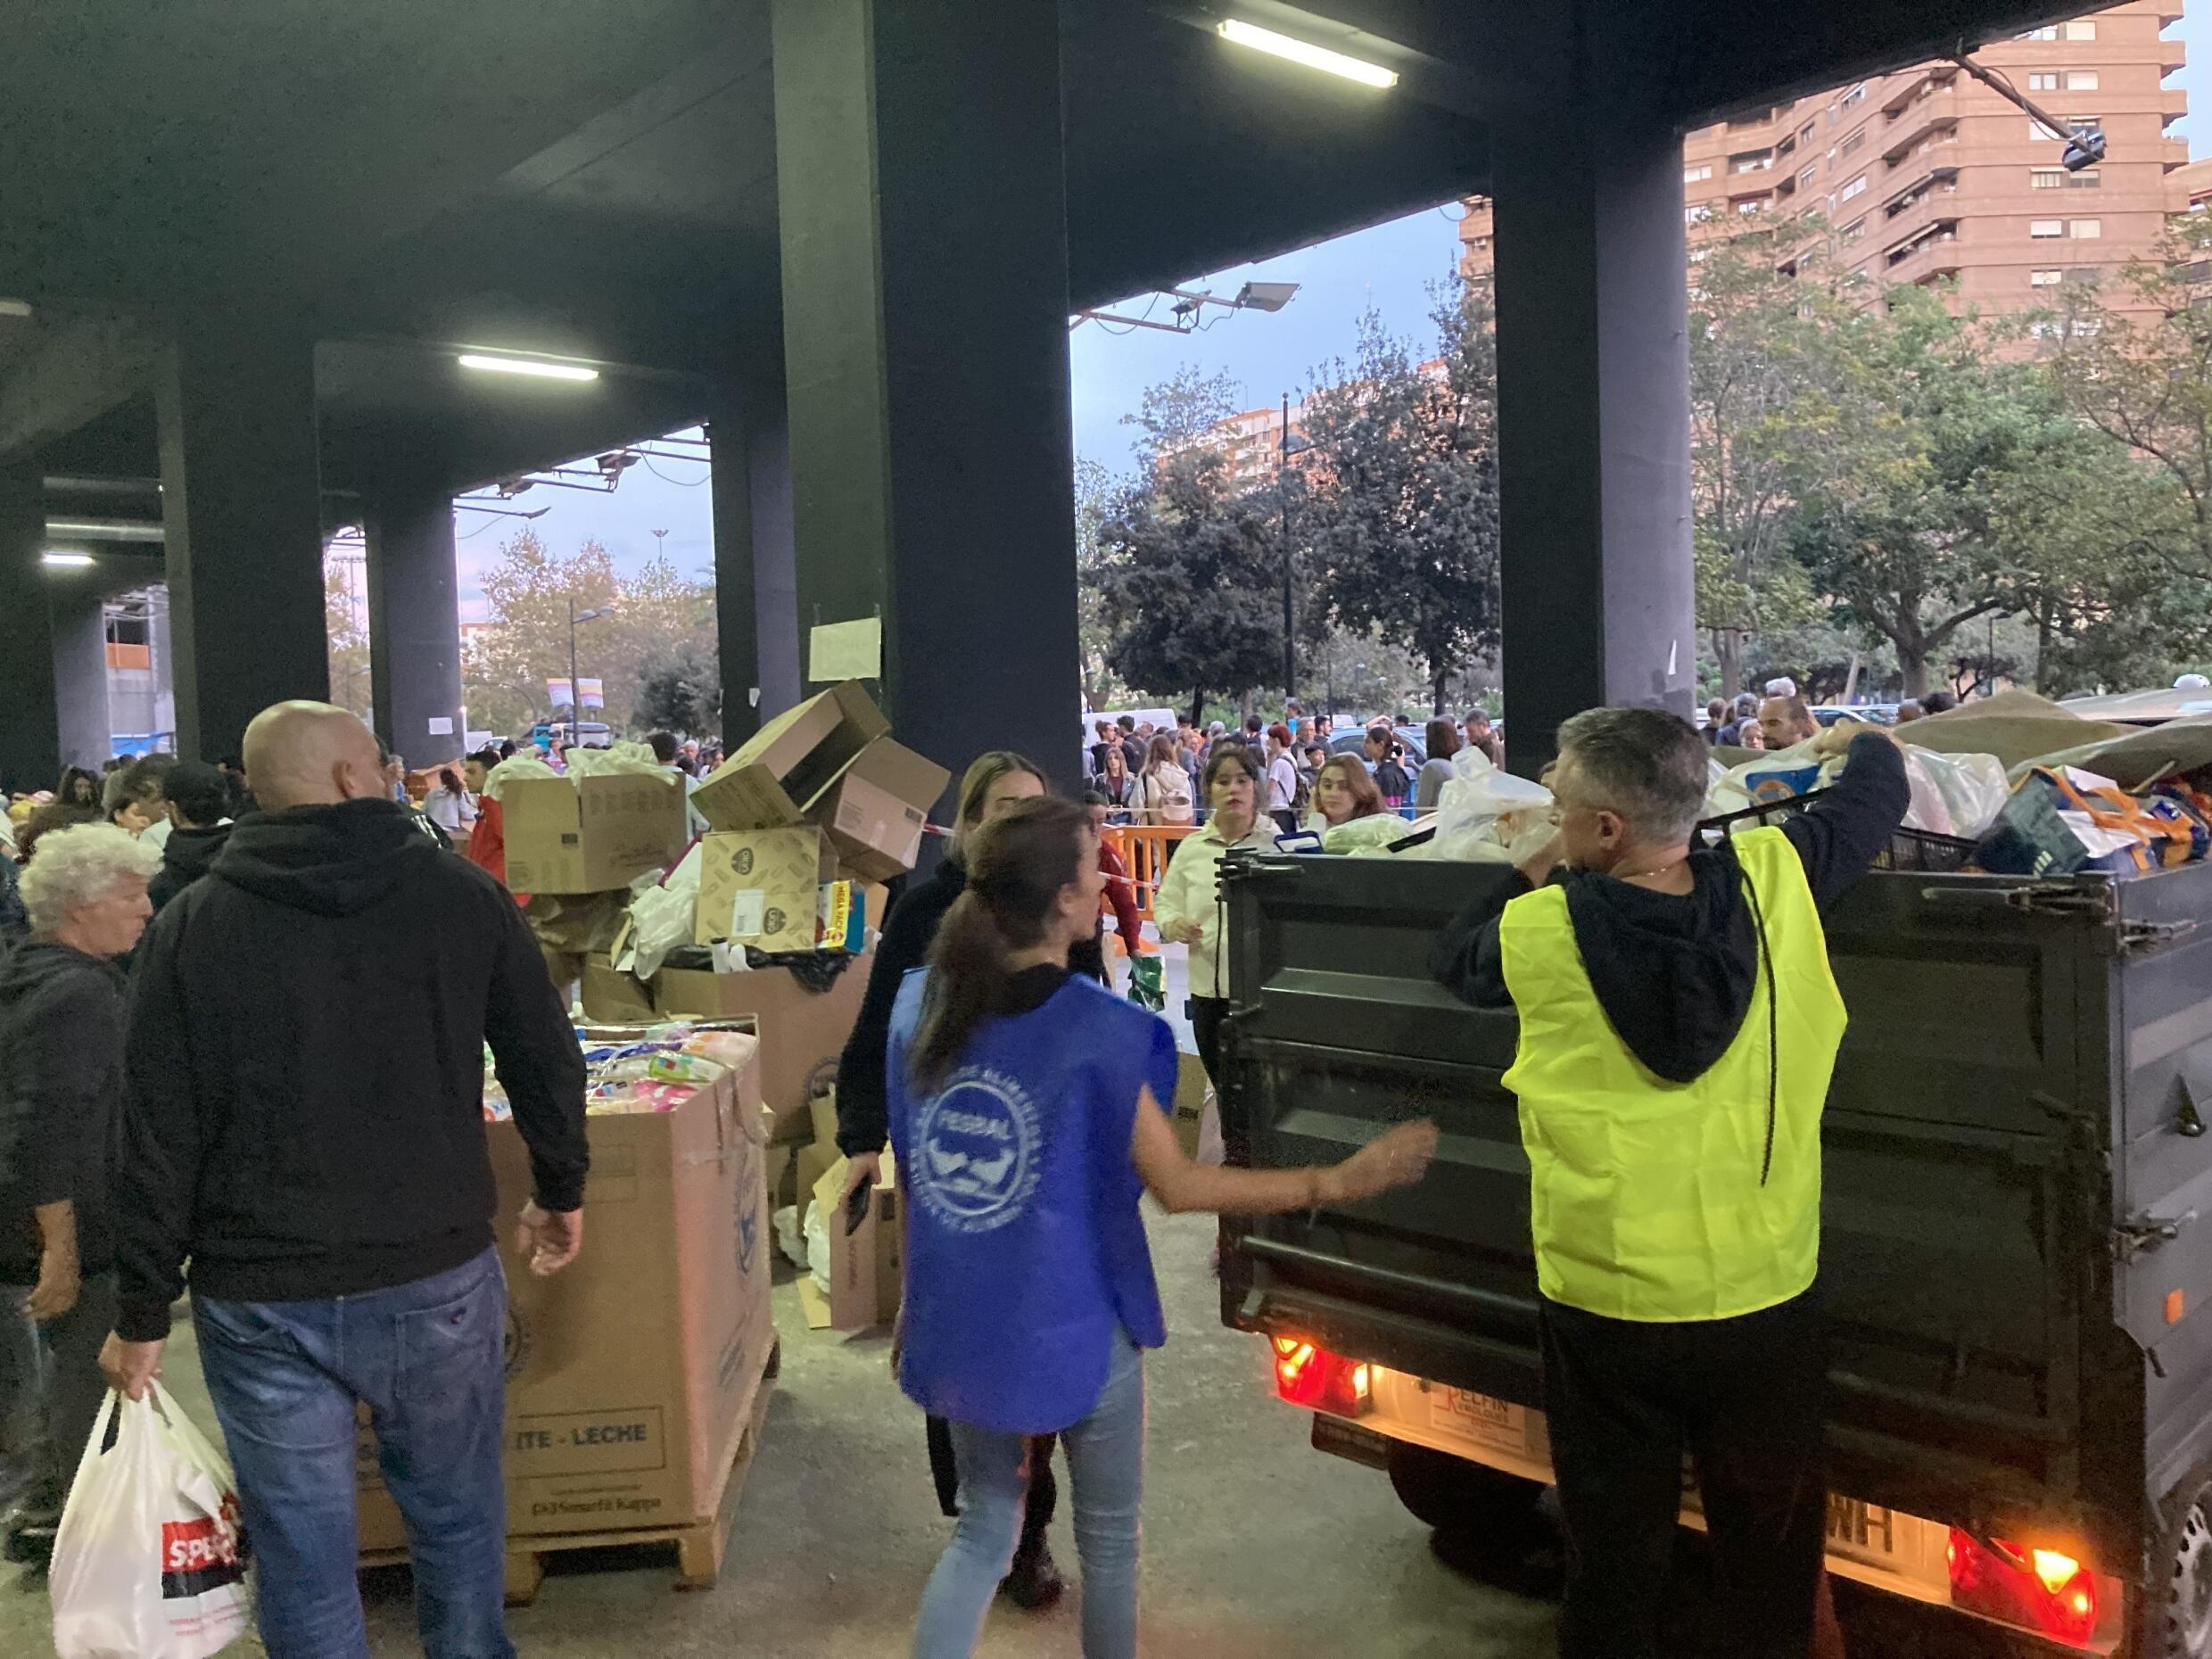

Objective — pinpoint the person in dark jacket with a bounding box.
[1432,711,1907,1659]
[146,759,234,912]
[0,823,160,1560]
[100,703,588,1659]
[835,749,1081,1612]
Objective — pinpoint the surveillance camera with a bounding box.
[2062,127,2107,171]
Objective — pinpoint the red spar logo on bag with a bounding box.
[161,1505,246,1601]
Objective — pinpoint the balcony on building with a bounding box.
[1882,93,1960,169]
[1884,219,1963,282]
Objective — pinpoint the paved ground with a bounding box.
[0,1213,1559,1658]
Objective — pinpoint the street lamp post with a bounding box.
[568,598,612,730]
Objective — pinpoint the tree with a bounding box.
[1124,364,1244,459]
[323,546,372,722]
[466,528,718,739]
[1298,281,1502,713]
[635,635,722,735]
[1097,450,1284,722]
[2044,218,2212,583]
[1073,457,1132,712]
[1779,286,2092,697]
[1688,231,1844,695]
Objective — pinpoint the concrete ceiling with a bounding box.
[0,0,2102,511]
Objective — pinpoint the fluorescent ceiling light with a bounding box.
[1217,19,1398,88]
[42,550,95,567]
[457,353,599,383]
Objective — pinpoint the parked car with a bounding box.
[1326,726,1429,770]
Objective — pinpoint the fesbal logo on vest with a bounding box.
[915,1066,1042,1234]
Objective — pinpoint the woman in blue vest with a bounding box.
[889,796,1437,1659]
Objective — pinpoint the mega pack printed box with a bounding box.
[655,953,872,1141]
[813,739,950,883]
[503,774,689,895]
[357,1055,773,1553]
[694,682,888,834]
[694,828,838,953]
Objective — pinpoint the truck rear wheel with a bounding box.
[1387,1440,1547,1542]
[2154,1480,2212,1658]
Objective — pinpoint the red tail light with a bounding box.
[1946,1529,2098,1647]
[1271,1337,1373,1417]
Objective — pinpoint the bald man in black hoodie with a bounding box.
[103,702,587,1659]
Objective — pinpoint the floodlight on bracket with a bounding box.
[1070,280,1301,335]
[1948,52,2106,170]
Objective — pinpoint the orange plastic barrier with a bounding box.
[1102,824,1197,926]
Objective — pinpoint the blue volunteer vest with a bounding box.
[887,970,1179,1434]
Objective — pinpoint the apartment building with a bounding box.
[1461,1,2188,316]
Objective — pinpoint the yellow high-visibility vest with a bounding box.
[1498,826,1845,1322]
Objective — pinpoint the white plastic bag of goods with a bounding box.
[1882,747,2008,839]
[564,741,666,781]
[804,1199,831,1292]
[774,1204,809,1271]
[1321,814,1422,855]
[51,1384,250,1659]
[1428,747,1553,863]
[482,753,556,802]
[623,841,705,980]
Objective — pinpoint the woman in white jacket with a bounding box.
[1152,746,1275,1158]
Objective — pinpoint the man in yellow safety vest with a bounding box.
[1432,706,1906,1659]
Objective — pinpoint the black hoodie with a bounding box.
[113,798,588,1340]
[146,821,231,912]
[0,944,128,1285]
[1432,733,1909,1080]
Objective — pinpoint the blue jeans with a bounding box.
[912,1333,1145,1659]
[193,1248,510,1659]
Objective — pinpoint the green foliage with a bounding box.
[465,528,718,739]
[1097,451,1284,722]
[1297,277,1502,712]
[635,636,722,735]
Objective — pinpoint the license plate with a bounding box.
[1429,1385,1529,1457]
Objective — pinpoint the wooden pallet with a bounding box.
[362,1340,779,1608]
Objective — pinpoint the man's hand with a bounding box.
[1515,830,1566,890]
[1809,721,1894,761]
[517,1202,585,1277]
[838,1151,883,1209]
[99,1333,164,1401]
[29,1245,80,1322]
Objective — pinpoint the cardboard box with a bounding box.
[813,738,950,882]
[694,827,838,952]
[358,1052,772,1552]
[813,1154,901,1333]
[581,953,657,1024]
[693,682,888,833]
[1171,1052,1209,1160]
[655,953,871,1141]
[503,774,689,895]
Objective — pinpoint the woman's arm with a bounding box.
[1131,1084,1436,1214]
[1152,839,1200,944]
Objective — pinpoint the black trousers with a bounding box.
[1539,1285,1828,1659]
[1185,995,1246,1166]
[926,1414,1057,1561]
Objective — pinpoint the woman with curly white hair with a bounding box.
[0,822,159,1563]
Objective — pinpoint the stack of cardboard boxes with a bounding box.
[582,682,950,1150]
[359,1052,775,1572]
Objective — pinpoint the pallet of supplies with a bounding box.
[359,1038,775,1600]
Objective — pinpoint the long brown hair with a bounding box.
[1315,754,1385,822]
[910,796,1089,1093]
[950,751,1047,854]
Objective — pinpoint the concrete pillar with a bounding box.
[155,323,328,761]
[50,587,111,769]
[1491,100,1696,772]
[0,460,59,792]
[707,400,801,745]
[364,482,464,764]
[771,0,1081,783]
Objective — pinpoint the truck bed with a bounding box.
[1217,852,2212,1570]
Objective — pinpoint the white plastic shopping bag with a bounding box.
[51,1382,249,1659]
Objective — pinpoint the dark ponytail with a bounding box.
[909,796,1090,1093]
